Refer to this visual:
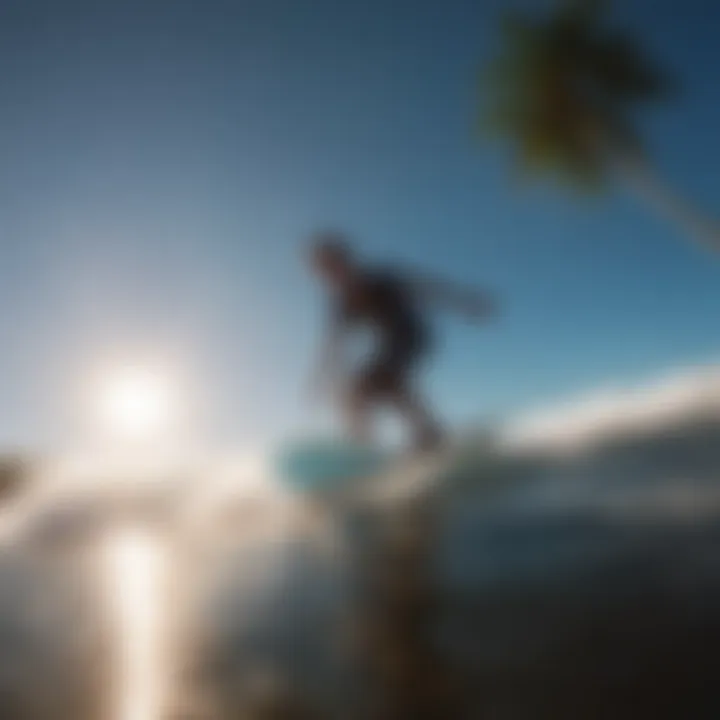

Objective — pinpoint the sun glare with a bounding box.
[96,364,178,442]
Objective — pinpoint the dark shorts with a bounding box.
[354,329,430,398]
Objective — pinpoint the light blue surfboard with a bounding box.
[274,438,393,493]
[274,427,515,502]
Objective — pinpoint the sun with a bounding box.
[96,363,178,442]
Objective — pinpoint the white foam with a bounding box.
[503,363,720,454]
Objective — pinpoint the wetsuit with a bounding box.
[331,267,430,398]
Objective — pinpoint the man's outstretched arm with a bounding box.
[407,273,499,322]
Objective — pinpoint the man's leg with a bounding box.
[344,387,371,444]
[390,383,444,452]
[380,339,444,451]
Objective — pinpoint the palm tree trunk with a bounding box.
[613,153,720,253]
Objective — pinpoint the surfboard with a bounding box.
[274,428,542,526]
[274,438,393,494]
[273,430,498,504]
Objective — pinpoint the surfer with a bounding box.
[306,231,498,451]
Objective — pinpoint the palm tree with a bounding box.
[480,0,720,251]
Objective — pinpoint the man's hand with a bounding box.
[305,372,325,406]
[306,374,348,414]
[306,323,345,407]
[464,292,499,323]
[305,361,346,408]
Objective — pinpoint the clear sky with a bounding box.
[0,0,719,449]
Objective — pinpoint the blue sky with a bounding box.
[0,0,719,448]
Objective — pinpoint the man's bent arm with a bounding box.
[308,320,345,402]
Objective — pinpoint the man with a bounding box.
[307,231,497,451]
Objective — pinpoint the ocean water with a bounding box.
[1,410,720,718]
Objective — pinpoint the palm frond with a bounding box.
[479,0,670,192]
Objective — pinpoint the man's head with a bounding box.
[308,231,355,287]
